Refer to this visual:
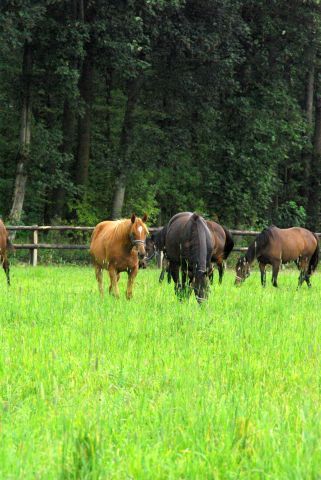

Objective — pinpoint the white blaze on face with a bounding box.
[138,226,143,238]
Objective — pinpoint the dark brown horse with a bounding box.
[0,219,11,286]
[146,221,234,285]
[206,221,234,284]
[235,226,319,288]
[90,214,148,299]
[165,212,214,303]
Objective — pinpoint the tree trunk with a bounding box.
[300,56,316,202]
[306,64,315,126]
[111,78,141,219]
[105,68,113,143]
[112,174,126,219]
[48,0,79,220]
[52,99,76,219]
[9,41,33,226]
[75,51,93,188]
[307,94,321,230]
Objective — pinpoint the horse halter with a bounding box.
[235,270,250,282]
[129,232,146,248]
[145,244,156,262]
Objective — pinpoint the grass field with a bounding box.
[1,265,321,479]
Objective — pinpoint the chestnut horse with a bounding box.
[0,219,11,286]
[206,221,234,284]
[235,226,319,288]
[90,214,148,299]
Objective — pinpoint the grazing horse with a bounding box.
[146,226,170,283]
[90,214,148,299]
[165,212,214,303]
[0,219,11,286]
[235,226,319,288]
[206,221,234,284]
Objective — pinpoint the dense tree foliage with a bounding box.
[1,0,321,228]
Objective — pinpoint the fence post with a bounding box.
[30,226,38,266]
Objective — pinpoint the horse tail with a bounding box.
[222,227,234,260]
[308,233,319,275]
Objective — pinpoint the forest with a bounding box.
[0,0,321,229]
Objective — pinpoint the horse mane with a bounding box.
[246,226,275,263]
[103,219,148,244]
[189,214,211,273]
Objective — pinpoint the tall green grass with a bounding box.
[0,265,321,479]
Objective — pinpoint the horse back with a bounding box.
[206,221,226,258]
[165,213,192,260]
[90,221,117,264]
[166,212,213,269]
[267,227,317,262]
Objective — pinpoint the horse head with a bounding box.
[129,213,148,261]
[190,268,210,304]
[235,256,250,285]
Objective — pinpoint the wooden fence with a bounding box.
[9,225,319,267]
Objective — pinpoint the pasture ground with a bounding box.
[1,265,321,479]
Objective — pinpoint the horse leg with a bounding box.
[159,264,166,283]
[2,254,10,287]
[181,264,193,299]
[208,262,214,285]
[159,257,169,283]
[218,260,224,285]
[164,258,171,284]
[95,264,104,297]
[3,256,10,286]
[126,265,138,300]
[298,256,309,288]
[305,273,312,288]
[271,260,280,287]
[182,268,187,290]
[259,262,266,287]
[167,264,171,284]
[108,265,120,298]
[170,263,181,295]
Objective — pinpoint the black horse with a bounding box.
[144,226,171,282]
[165,212,214,303]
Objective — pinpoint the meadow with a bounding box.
[1,265,321,479]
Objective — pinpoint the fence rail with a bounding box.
[8,225,321,266]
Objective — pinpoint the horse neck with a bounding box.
[190,219,209,273]
[245,241,258,265]
[114,220,133,248]
[156,227,166,250]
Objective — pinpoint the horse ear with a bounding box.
[142,213,148,223]
[131,213,136,223]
